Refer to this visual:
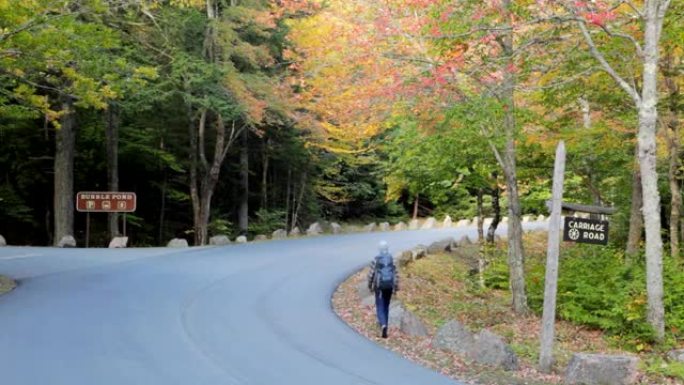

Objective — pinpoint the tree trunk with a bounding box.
[261,138,269,209]
[575,0,669,340]
[667,115,681,259]
[188,106,201,246]
[626,152,644,259]
[639,0,666,341]
[681,216,684,255]
[487,182,501,243]
[285,167,292,229]
[106,103,120,239]
[188,0,242,245]
[579,96,592,130]
[239,129,249,235]
[502,145,528,315]
[198,183,213,245]
[664,51,681,259]
[476,188,486,289]
[53,96,76,245]
[412,193,419,219]
[45,208,52,245]
[292,172,307,229]
[477,189,484,242]
[579,97,603,220]
[197,115,234,246]
[158,172,167,245]
[499,0,528,315]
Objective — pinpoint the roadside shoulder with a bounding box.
[0,275,16,295]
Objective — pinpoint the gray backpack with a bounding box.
[374,253,396,290]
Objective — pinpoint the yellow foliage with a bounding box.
[133,66,158,79]
[168,0,205,8]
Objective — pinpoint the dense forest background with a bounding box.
[0,0,680,255]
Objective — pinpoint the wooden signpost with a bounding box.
[538,142,615,372]
[76,191,136,247]
[539,141,566,373]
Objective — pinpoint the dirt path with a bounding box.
[333,264,561,385]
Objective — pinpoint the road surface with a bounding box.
[0,224,544,385]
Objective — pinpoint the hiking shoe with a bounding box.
[381,325,388,338]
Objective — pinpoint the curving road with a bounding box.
[0,224,544,385]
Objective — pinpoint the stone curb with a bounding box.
[170,214,541,247]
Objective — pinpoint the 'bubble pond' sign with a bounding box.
[76,191,136,213]
[563,217,608,245]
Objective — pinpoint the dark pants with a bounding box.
[375,289,393,327]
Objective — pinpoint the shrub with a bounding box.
[208,218,233,236]
[248,209,287,235]
[483,244,684,348]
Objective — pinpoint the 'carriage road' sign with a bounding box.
[563,217,608,245]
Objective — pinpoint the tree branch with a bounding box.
[576,19,641,105]
[0,12,72,44]
[198,109,209,171]
[596,23,644,58]
[220,120,246,161]
[621,0,645,18]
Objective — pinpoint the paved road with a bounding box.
[0,224,544,385]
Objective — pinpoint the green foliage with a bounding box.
[209,218,234,236]
[527,246,658,347]
[644,357,684,381]
[0,0,678,252]
[0,184,33,224]
[248,208,286,235]
[482,248,511,290]
[485,243,684,349]
[383,110,501,218]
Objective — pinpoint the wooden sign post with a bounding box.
[76,191,136,247]
[539,141,566,373]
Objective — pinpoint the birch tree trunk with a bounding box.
[575,0,670,340]
[626,152,644,259]
[638,0,667,340]
[53,96,76,245]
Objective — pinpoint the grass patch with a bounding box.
[0,275,16,295]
